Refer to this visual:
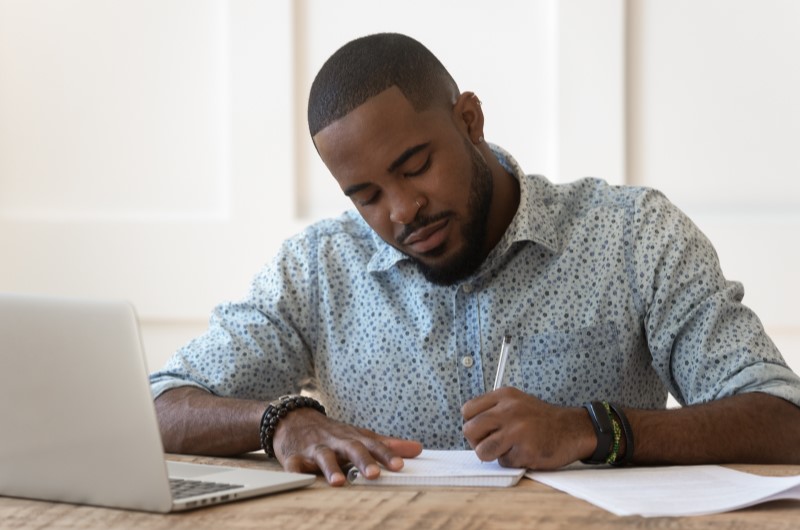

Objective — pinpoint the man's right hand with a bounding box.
[273,407,423,486]
[154,387,422,486]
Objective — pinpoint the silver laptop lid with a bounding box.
[0,294,174,512]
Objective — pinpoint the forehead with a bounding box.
[313,86,451,183]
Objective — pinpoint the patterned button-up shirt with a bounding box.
[150,145,800,449]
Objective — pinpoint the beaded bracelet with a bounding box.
[603,401,622,465]
[608,402,634,466]
[259,395,326,458]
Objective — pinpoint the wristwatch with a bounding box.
[581,401,614,464]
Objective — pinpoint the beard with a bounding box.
[403,141,494,286]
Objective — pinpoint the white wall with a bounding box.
[294,0,555,219]
[626,0,800,371]
[1,0,798,374]
[1,0,299,370]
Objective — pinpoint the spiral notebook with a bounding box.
[347,450,525,487]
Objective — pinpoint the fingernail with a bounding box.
[365,464,380,477]
[389,457,404,469]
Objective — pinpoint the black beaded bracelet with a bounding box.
[608,402,634,466]
[259,395,326,458]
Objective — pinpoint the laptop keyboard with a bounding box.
[169,478,245,500]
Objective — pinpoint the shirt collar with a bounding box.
[488,144,560,256]
[366,144,560,273]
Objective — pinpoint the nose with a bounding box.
[388,192,422,225]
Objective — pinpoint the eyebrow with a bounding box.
[343,182,371,197]
[342,142,431,197]
[387,142,430,173]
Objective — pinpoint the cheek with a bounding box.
[432,162,472,206]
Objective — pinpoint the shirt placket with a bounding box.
[453,281,486,447]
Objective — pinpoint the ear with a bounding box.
[452,91,485,145]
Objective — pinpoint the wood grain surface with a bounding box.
[1,454,798,530]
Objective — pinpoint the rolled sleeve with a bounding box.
[148,230,320,402]
[714,361,800,408]
[632,190,800,407]
[149,371,211,400]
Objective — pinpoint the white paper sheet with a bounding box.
[348,450,525,487]
[527,465,800,517]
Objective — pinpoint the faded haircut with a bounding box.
[308,33,459,137]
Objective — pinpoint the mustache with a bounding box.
[396,211,453,246]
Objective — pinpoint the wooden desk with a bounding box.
[1,454,798,530]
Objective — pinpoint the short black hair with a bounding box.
[308,33,459,137]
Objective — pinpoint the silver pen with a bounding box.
[492,335,512,390]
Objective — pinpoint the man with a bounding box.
[151,33,800,486]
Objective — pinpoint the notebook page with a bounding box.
[348,449,525,487]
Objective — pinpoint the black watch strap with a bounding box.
[581,401,614,464]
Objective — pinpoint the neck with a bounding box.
[480,143,521,255]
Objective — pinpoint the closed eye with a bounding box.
[350,153,431,207]
[357,190,380,207]
[404,155,431,177]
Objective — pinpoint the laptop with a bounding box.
[0,293,315,512]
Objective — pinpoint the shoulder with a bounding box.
[251,210,378,289]
[533,175,662,223]
[278,210,379,262]
[553,177,654,209]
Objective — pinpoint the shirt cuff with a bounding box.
[149,372,212,400]
[713,361,800,408]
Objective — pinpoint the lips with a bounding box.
[403,218,450,254]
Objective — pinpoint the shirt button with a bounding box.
[462,355,474,368]
[462,284,473,294]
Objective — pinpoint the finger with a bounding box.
[353,438,402,473]
[351,428,423,470]
[463,410,502,446]
[360,438,422,472]
[498,446,527,469]
[474,431,512,463]
[376,438,423,469]
[311,445,349,486]
[325,431,399,477]
[461,393,496,421]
